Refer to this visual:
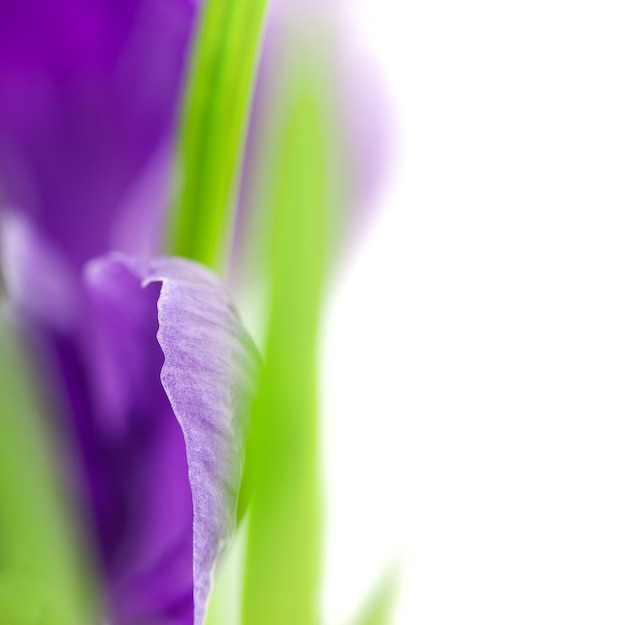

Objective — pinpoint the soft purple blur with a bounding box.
[0,0,195,267]
[84,261,194,624]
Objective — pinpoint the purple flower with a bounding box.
[0,0,194,265]
[0,1,257,624]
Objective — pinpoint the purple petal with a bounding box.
[85,255,258,625]
[0,0,196,267]
[2,216,257,624]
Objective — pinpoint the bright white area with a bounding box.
[322,1,626,624]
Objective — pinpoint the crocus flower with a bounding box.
[0,1,257,624]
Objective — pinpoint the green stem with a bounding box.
[242,88,328,625]
[0,317,96,623]
[170,0,268,272]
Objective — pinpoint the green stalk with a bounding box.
[0,315,95,624]
[352,571,399,625]
[242,79,329,625]
[170,0,268,272]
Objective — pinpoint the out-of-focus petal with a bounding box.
[0,0,196,267]
[231,0,389,302]
[0,211,82,331]
[85,255,258,625]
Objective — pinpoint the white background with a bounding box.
[322,1,626,623]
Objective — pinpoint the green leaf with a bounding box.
[352,570,399,625]
[241,57,333,625]
[170,0,269,272]
[0,312,96,624]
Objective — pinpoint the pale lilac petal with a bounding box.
[87,255,258,625]
[144,257,258,625]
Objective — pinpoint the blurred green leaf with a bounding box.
[170,0,268,272]
[352,570,399,625]
[0,312,95,624]
[241,61,331,625]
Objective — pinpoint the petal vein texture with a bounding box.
[86,254,258,625]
